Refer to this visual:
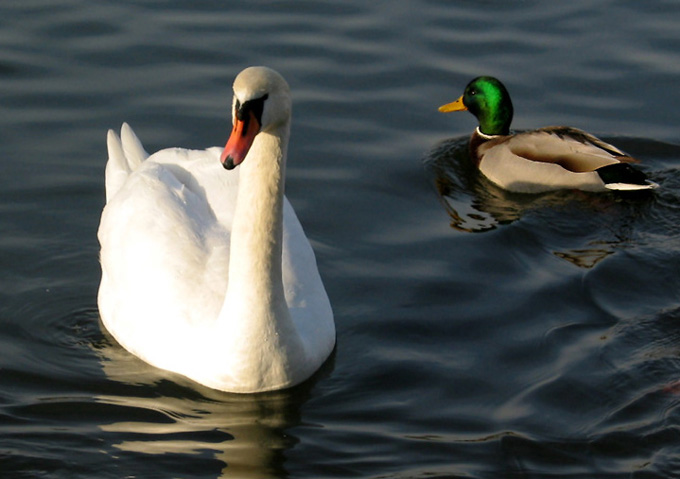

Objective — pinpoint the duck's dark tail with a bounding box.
[596,163,658,191]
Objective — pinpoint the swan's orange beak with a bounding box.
[221,110,261,170]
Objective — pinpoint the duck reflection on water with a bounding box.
[424,136,656,269]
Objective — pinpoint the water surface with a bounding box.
[1,1,679,477]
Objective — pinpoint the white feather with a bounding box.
[98,67,335,393]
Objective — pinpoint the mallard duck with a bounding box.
[438,76,657,193]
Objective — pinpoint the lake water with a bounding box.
[1,1,679,477]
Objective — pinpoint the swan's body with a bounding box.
[439,76,657,193]
[98,67,335,393]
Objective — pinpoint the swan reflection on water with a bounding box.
[423,136,656,268]
[93,325,334,478]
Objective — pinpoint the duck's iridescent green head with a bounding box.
[439,76,513,136]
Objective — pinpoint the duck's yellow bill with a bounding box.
[438,95,467,113]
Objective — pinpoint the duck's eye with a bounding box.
[469,89,477,96]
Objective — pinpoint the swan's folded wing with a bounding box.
[105,124,150,203]
[99,159,229,338]
[280,198,335,356]
[121,122,149,168]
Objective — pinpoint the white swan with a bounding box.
[97,66,335,393]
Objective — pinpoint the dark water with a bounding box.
[1,1,680,477]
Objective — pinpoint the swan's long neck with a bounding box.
[217,121,307,389]
[225,125,289,318]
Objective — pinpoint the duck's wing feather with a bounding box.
[501,126,637,173]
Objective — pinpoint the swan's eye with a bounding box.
[244,94,269,125]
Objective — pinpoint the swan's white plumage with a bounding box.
[98,67,335,393]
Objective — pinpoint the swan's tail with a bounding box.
[105,123,149,202]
